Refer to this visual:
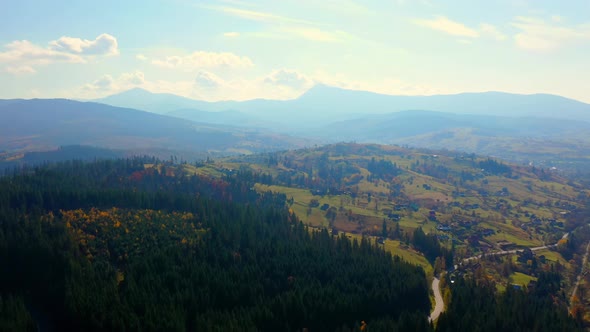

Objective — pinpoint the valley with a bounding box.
[3,1,590,330]
[3,88,590,328]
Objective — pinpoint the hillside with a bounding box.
[0,157,432,331]
[0,99,306,155]
[197,143,587,257]
[186,142,590,324]
[166,108,270,128]
[307,111,590,166]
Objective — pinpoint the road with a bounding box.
[429,277,444,323]
[432,232,570,321]
[570,241,590,311]
[460,232,569,266]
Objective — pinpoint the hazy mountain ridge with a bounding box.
[0,98,307,154]
[93,87,590,168]
[310,110,590,140]
[95,85,590,125]
[5,85,590,170]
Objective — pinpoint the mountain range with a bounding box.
[95,85,590,128]
[93,85,590,165]
[3,85,590,169]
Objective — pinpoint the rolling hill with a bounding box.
[306,111,590,164]
[195,142,588,267]
[0,98,306,155]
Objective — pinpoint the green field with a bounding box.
[510,272,537,286]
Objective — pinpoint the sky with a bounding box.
[1,0,590,102]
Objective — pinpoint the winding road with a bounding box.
[429,277,444,322]
[429,232,570,322]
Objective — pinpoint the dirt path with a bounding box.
[429,277,444,323]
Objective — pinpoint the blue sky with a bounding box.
[1,0,589,102]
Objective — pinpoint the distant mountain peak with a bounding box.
[298,84,361,100]
[112,87,155,97]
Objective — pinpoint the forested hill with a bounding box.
[0,158,431,331]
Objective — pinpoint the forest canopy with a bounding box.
[0,158,431,331]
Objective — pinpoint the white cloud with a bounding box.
[136,54,148,61]
[83,71,145,93]
[511,16,590,51]
[79,67,445,102]
[79,68,316,101]
[120,71,146,85]
[223,32,240,37]
[414,17,509,42]
[312,71,448,96]
[206,4,352,43]
[0,40,83,65]
[0,34,119,73]
[150,51,254,70]
[264,69,314,89]
[189,69,314,101]
[414,16,479,38]
[194,70,224,88]
[5,65,36,75]
[84,74,115,91]
[49,33,118,55]
[479,23,506,41]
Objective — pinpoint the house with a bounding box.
[498,241,516,251]
[481,228,495,237]
[388,213,401,221]
[394,204,408,211]
[437,224,452,232]
[429,210,437,221]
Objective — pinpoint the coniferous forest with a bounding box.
[436,272,582,332]
[0,158,431,331]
